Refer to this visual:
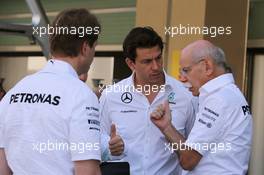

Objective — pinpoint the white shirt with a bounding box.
[100,72,196,175]
[0,60,101,175]
[184,73,252,175]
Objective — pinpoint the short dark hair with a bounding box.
[123,27,163,62]
[49,8,101,57]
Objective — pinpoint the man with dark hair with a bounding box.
[123,26,164,63]
[100,27,196,175]
[0,8,101,175]
[49,9,100,60]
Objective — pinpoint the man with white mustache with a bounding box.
[151,40,252,175]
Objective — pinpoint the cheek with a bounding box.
[193,78,201,87]
[191,76,204,89]
[144,66,153,76]
[135,68,145,76]
[89,52,94,61]
[187,74,200,87]
[135,67,149,79]
[90,56,94,64]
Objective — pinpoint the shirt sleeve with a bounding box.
[185,97,226,155]
[69,89,101,161]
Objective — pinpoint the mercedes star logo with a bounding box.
[121,92,133,104]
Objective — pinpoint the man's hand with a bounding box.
[151,101,202,170]
[74,160,101,175]
[150,100,172,132]
[108,124,124,156]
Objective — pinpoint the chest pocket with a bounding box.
[170,105,187,136]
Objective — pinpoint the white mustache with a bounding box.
[183,82,192,88]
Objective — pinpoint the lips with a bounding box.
[150,73,161,77]
[182,82,194,92]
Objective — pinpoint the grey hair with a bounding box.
[192,45,226,68]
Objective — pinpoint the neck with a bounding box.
[133,73,165,100]
[133,74,165,87]
[207,67,226,82]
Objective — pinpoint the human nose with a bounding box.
[180,67,192,81]
[179,72,188,83]
[152,60,160,70]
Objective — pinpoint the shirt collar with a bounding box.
[125,70,173,91]
[199,73,234,95]
[40,59,78,78]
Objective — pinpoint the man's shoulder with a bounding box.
[13,71,94,98]
[8,74,36,91]
[70,79,97,99]
[212,83,248,108]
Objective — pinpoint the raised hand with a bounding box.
[150,100,172,132]
[108,124,124,156]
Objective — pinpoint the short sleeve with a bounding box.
[69,89,101,161]
[185,97,226,155]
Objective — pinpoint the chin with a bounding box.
[191,90,199,96]
[188,88,197,96]
[150,78,162,84]
[192,92,199,96]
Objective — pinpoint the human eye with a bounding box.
[142,59,152,64]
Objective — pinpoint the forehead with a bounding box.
[180,49,193,66]
[135,45,161,60]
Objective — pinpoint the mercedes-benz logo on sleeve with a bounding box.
[121,92,133,104]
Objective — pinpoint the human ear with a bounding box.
[125,58,135,71]
[81,41,90,56]
[204,59,214,76]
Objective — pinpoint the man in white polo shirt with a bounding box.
[0,9,101,175]
[151,40,252,175]
[100,27,196,175]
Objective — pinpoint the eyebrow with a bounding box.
[142,53,162,61]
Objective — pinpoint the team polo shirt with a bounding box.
[100,72,196,175]
[184,73,252,175]
[0,59,101,175]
